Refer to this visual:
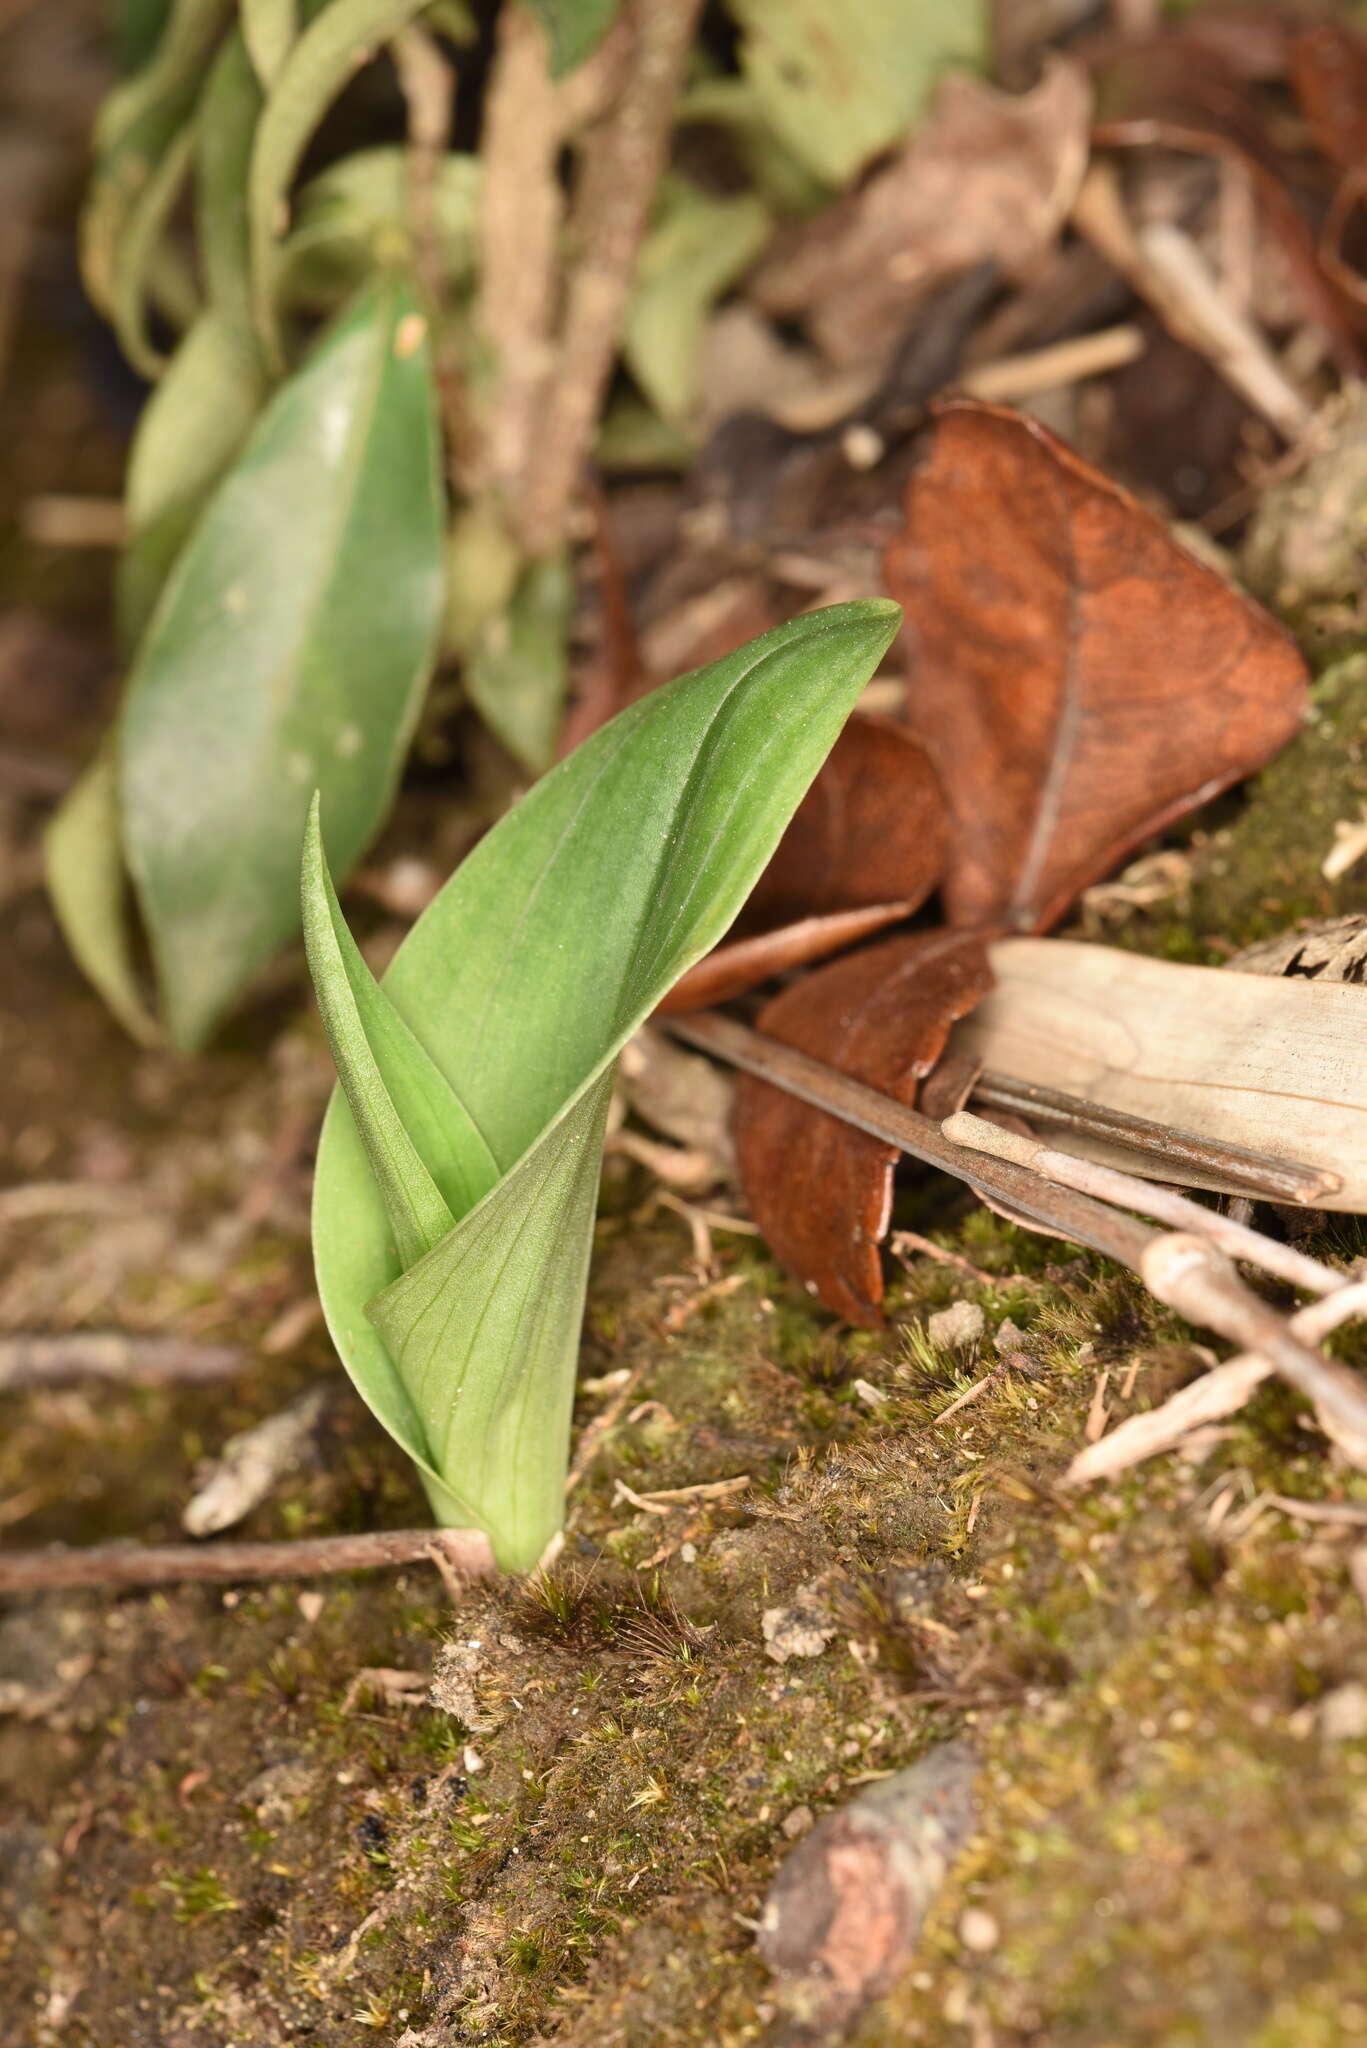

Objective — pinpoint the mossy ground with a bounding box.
[3,818,1367,2046]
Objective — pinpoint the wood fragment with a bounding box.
[0,1527,495,1595]
[21,495,127,547]
[474,3,562,504]
[952,939,1367,1208]
[968,1070,1339,1206]
[182,1387,332,1537]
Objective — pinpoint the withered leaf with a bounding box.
[750,59,1092,376]
[733,931,994,1324]
[887,400,1310,933]
[663,714,948,1014]
[1289,26,1367,175]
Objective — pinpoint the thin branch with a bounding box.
[958,323,1146,404]
[1067,1279,1367,1484]
[664,1012,1367,1467]
[968,1070,1340,1206]
[517,0,703,555]
[0,1331,245,1392]
[942,1112,1345,1296]
[0,1526,495,1596]
[474,1,564,505]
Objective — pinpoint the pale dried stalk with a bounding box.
[666,1013,1367,1466]
[475,4,564,503]
[1067,1280,1367,1483]
[942,1112,1344,1297]
[1071,162,1312,438]
[959,323,1145,403]
[517,0,703,555]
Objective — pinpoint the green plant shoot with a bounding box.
[304,602,900,1570]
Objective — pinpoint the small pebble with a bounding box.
[928,1301,985,1353]
[959,1906,1000,1952]
[781,1805,814,1840]
[1320,1682,1367,1743]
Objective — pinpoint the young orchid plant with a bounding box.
[303,602,900,1570]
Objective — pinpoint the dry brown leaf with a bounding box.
[662,714,947,1014]
[1289,26,1367,175]
[750,59,1092,374]
[733,931,995,1324]
[887,400,1310,933]
[950,938,1367,1207]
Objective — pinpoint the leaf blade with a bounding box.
[120,277,444,1049]
[312,601,902,1563]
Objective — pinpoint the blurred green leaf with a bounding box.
[120,278,444,1050]
[247,0,432,365]
[309,601,902,1566]
[107,118,198,377]
[197,27,264,334]
[464,553,572,776]
[676,73,827,214]
[525,0,618,77]
[242,0,297,85]
[84,0,231,333]
[117,309,269,652]
[44,745,160,1047]
[277,146,479,311]
[726,0,985,186]
[624,175,770,425]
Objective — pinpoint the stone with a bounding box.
[927,1301,985,1352]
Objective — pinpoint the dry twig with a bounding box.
[1071,163,1312,439]
[666,1012,1367,1466]
[0,1527,494,1595]
[0,1331,244,1391]
[518,0,703,554]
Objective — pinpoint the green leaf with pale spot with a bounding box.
[247,0,431,365]
[308,600,901,1569]
[121,277,444,1051]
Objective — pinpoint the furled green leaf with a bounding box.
[108,119,198,378]
[726,0,985,187]
[624,175,770,425]
[242,0,298,86]
[44,745,160,1047]
[277,146,480,311]
[247,0,431,365]
[197,28,264,335]
[83,0,232,321]
[463,552,572,776]
[120,277,444,1051]
[309,600,901,1568]
[525,0,619,77]
[118,309,269,653]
